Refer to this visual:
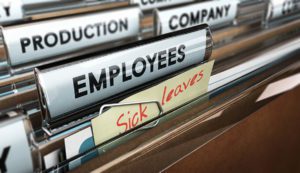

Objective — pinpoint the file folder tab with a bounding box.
[130,0,193,11]
[267,0,300,20]
[2,6,141,66]
[0,117,33,173]
[35,24,212,123]
[64,127,95,170]
[154,0,238,35]
[0,0,23,24]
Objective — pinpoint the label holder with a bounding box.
[2,5,142,69]
[98,100,163,131]
[41,100,163,137]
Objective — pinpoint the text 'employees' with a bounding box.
[73,44,186,99]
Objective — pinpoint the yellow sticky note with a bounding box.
[92,60,214,145]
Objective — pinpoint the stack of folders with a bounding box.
[0,0,299,172]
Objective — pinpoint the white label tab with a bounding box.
[0,0,23,24]
[22,0,62,5]
[155,0,238,34]
[2,7,141,66]
[0,119,33,173]
[269,0,300,19]
[131,0,193,10]
[35,25,210,120]
[64,127,95,170]
[43,149,61,169]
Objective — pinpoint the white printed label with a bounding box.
[36,28,208,119]
[269,0,300,19]
[131,0,193,10]
[64,127,95,170]
[155,0,238,34]
[2,7,141,66]
[0,0,23,24]
[0,119,33,173]
[22,0,61,5]
[43,149,61,169]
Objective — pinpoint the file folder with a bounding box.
[34,24,212,128]
[0,1,299,172]
[73,37,300,173]
[34,34,300,173]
